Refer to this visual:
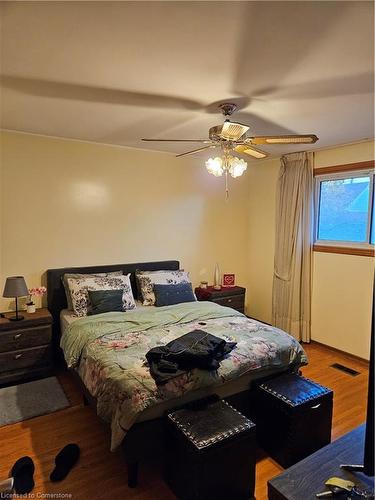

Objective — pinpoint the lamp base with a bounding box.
[8,315,24,322]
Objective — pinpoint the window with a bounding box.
[314,164,374,256]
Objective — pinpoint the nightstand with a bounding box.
[0,308,53,386]
[195,286,246,314]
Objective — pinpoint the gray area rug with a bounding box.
[0,376,70,426]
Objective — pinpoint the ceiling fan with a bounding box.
[142,102,319,159]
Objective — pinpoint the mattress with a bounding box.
[60,301,155,335]
[60,309,79,334]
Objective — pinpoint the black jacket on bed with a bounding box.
[146,329,237,385]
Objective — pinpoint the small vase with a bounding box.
[213,263,221,290]
[26,304,36,314]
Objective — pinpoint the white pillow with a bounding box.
[136,270,191,306]
[62,270,123,310]
[67,274,135,317]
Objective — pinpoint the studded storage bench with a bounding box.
[252,373,333,468]
[165,397,256,500]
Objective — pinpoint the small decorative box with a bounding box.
[222,274,235,287]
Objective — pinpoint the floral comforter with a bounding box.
[61,301,307,450]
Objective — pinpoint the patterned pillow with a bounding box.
[136,270,191,306]
[66,274,135,317]
[62,270,123,310]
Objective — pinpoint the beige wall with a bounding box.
[247,141,374,360]
[311,252,373,359]
[247,157,280,323]
[0,131,249,310]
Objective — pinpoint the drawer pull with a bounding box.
[227,299,232,303]
[14,353,23,360]
[311,403,321,409]
[14,333,22,340]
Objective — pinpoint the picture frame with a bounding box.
[222,274,235,287]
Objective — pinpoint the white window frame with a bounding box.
[314,168,375,250]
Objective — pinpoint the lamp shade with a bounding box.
[3,276,29,298]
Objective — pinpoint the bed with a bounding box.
[47,260,307,487]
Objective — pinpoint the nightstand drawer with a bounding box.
[0,325,52,353]
[0,345,52,373]
[213,295,245,313]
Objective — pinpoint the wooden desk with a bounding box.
[268,425,374,499]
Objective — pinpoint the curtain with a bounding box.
[272,151,313,342]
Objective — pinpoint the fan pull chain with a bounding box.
[225,170,229,200]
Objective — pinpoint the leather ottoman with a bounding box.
[252,373,333,468]
[165,397,256,500]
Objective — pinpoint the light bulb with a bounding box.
[229,157,247,178]
[206,157,224,177]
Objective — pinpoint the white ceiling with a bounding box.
[1,1,374,160]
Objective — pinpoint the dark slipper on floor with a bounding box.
[10,456,35,494]
[50,444,80,482]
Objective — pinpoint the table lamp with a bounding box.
[2,276,29,321]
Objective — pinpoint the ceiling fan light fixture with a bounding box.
[206,155,247,180]
[220,120,249,141]
[206,157,224,177]
[229,157,247,178]
[142,103,318,199]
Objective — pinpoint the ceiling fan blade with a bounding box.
[249,134,318,145]
[176,145,216,158]
[142,138,212,143]
[235,144,268,159]
[220,120,250,141]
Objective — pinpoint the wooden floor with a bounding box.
[0,342,369,500]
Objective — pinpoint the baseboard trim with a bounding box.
[310,340,369,366]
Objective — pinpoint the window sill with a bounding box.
[313,244,374,257]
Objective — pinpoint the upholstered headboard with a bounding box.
[46,260,180,343]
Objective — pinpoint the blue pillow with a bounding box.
[153,283,196,307]
[88,289,124,315]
